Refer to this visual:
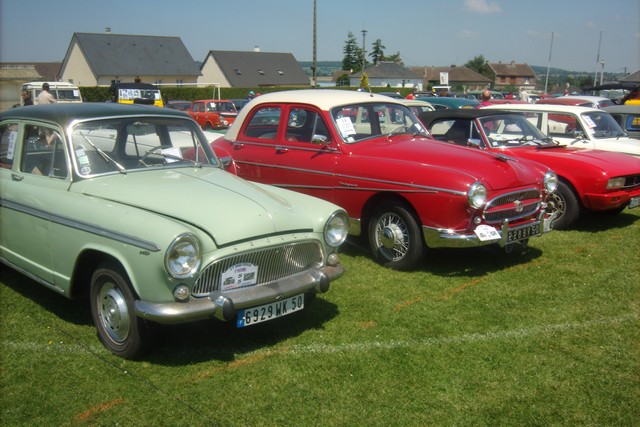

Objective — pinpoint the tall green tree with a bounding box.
[464,55,493,81]
[342,32,363,72]
[370,39,386,64]
[386,52,403,66]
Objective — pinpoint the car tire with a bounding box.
[368,201,425,270]
[547,180,581,229]
[205,122,214,131]
[90,262,155,359]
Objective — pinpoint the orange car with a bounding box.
[189,99,238,130]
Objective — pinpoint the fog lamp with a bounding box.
[173,285,190,301]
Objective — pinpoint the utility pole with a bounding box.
[593,31,602,89]
[312,0,317,88]
[544,32,554,94]
[361,29,367,72]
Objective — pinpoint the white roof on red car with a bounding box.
[225,89,402,141]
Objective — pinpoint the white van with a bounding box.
[22,81,83,105]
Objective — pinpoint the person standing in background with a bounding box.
[36,83,57,104]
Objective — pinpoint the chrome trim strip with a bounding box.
[1,198,161,252]
[234,160,464,196]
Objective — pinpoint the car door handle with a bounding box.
[275,146,288,153]
[11,173,24,182]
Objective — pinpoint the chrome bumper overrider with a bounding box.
[423,211,554,249]
[134,264,343,324]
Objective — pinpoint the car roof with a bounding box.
[0,103,189,127]
[225,89,405,141]
[603,105,640,113]
[417,108,521,126]
[482,103,601,114]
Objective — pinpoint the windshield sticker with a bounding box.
[7,131,16,160]
[161,147,182,163]
[583,115,597,128]
[336,116,356,137]
[221,263,259,291]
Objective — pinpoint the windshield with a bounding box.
[581,111,627,139]
[478,114,552,147]
[70,117,219,177]
[331,102,428,143]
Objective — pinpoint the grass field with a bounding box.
[1,209,639,426]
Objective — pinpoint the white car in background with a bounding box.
[483,104,640,157]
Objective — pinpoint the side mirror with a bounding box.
[467,138,482,148]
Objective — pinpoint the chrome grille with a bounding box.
[192,241,324,297]
[483,189,542,224]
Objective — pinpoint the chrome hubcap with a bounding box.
[375,213,409,261]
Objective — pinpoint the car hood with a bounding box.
[503,146,640,175]
[350,136,546,191]
[72,167,319,246]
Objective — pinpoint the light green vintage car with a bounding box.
[0,103,348,359]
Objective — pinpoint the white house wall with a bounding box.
[198,55,231,88]
[60,42,97,86]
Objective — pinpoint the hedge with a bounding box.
[78,86,418,103]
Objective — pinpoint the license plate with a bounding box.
[630,196,640,209]
[237,294,304,328]
[507,223,540,242]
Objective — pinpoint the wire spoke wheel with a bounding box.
[368,201,425,270]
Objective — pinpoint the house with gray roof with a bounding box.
[199,50,310,88]
[59,32,201,86]
[410,66,491,91]
[349,62,423,90]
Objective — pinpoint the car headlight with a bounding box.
[606,177,626,190]
[324,210,349,247]
[467,181,487,209]
[544,171,558,193]
[165,233,201,279]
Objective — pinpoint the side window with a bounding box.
[0,123,18,169]
[244,107,282,140]
[20,125,67,178]
[191,103,198,113]
[285,108,331,144]
[548,113,578,136]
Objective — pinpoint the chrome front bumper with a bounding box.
[135,264,343,324]
[423,211,554,249]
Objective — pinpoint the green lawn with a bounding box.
[1,209,638,426]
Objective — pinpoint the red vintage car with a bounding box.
[419,109,640,229]
[211,90,558,270]
[189,99,238,130]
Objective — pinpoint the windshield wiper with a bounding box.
[142,147,202,168]
[78,132,127,174]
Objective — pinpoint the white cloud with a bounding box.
[465,0,501,13]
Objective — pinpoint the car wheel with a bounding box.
[205,122,214,131]
[90,262,155,359]
[546,180,581,229]
[368,201,425,270]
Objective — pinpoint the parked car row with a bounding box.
[2,90,639,359]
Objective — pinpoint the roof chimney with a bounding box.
[254,45,260,52]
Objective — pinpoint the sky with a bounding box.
[1,0,638,74]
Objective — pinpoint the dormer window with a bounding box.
[234,69,242,75]
[277,70,284,75]
[258,69,265,75]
